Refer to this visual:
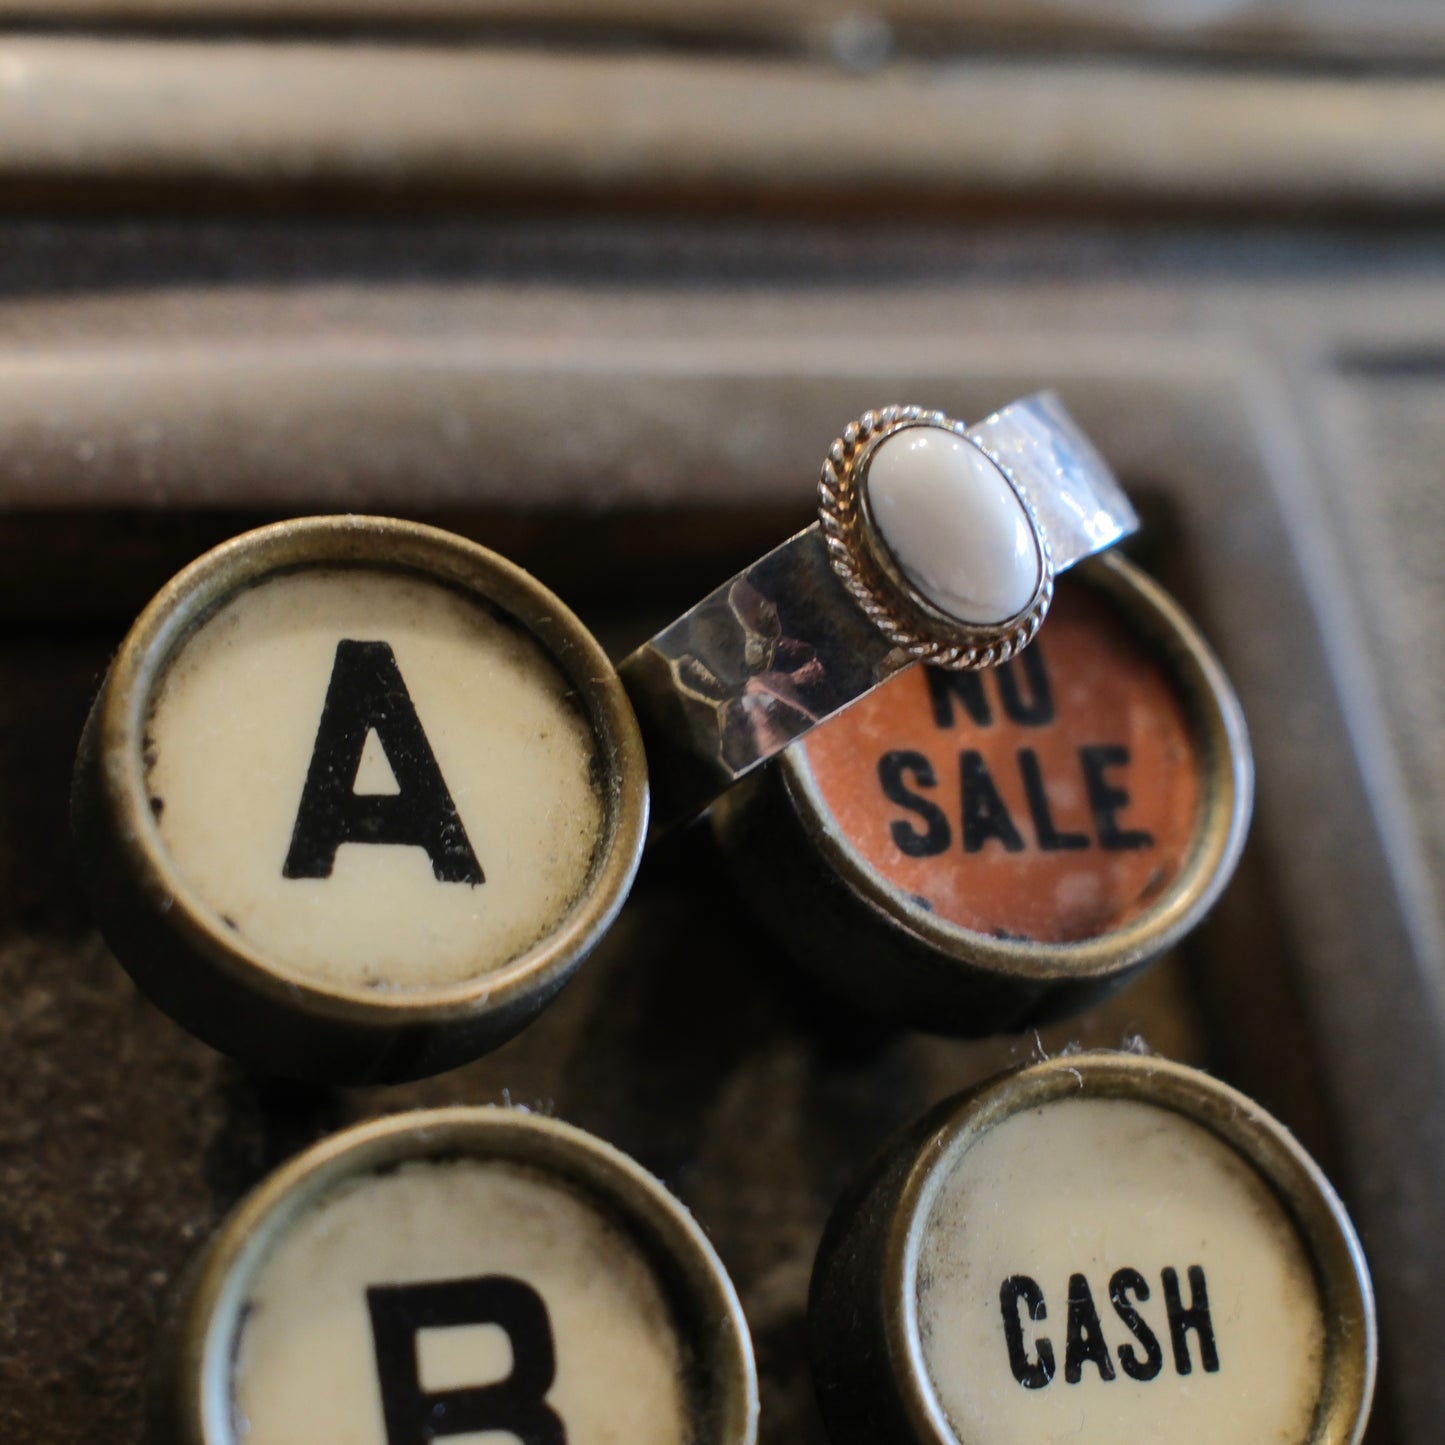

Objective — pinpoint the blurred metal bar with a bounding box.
[1,1,1443,65]
[4,276,1445,513]
[1,40,1444,210]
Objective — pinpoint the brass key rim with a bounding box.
[72,515,648,1080]
[810,1051,1376,1445]
[153,1107,758,1445]
[780,549,1253,983]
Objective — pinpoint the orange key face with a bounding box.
[800,583,1201,945]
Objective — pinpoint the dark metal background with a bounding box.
[0,11,1442,1442]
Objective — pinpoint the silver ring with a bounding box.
[620,391,1138,835]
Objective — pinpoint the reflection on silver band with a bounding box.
[619,393,1138,837]
[969,392,1136,573]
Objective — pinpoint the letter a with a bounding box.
[283,639,484,884]
[1064,1273,1117,1384]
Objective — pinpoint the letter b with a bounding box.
[367,1274,565,1444]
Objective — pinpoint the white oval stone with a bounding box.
[864,427,1041,626]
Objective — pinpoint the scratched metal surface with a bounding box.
[0,167,1442,1445]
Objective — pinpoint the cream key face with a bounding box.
[166,1111,758,1445]
[915,1097,1326,1445]
[810,1055,1373,1445]
[74,519,646,1080]
[145,566,604,991]
[231,1159,687,1445]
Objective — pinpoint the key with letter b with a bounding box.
[149,1108,757,1445]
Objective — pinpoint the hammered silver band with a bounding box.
[619,392,1138,837]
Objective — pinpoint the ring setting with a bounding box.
[820,404,1055,670]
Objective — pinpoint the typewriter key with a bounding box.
[809,1052,1375,1445]
[151,1108,757,1445]
[712,553,1251,1034]
[72,517,647,1082]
